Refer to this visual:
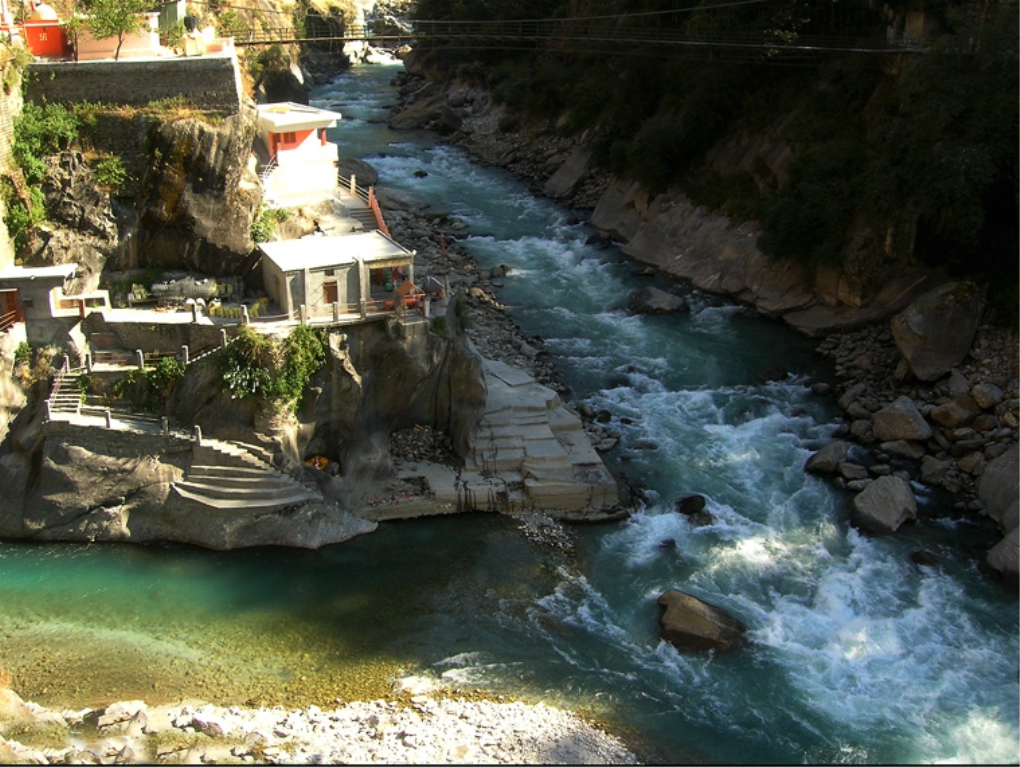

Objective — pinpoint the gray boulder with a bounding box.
[657,589,747,653]
[986,528,1018,583]
[626,286,689,315]
[337,157,379,187]
[872,396,932,442]
[803,440,852,477]
[849,475,917,535]
[890,282,986,381]
[978,443,1019,534]
[543,146,593,199]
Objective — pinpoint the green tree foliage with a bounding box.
[411,0,1017,316]
[220,325,327,411]
[81,0,154,60]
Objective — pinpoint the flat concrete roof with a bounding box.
[257,102,341,132]
[259,231,413,273]
[0,263,77,281]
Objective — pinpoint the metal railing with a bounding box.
[0,308,19,334]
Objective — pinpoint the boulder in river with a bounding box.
[849,475,917,535]
[804,441,849,475]
[658,589,747,652]
[626,286,689,315]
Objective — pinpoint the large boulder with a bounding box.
[543,146,593,200]
[337,157,379,187]
[804,441,849,475]
[978,443,1019,534]
[657,589,747,652]
[626,286,689,315]
[986,528,1018,584]
[849,475,917,535]
[872,396,932,442]
[890,282,986,381]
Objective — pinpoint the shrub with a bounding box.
[13,341,31,368]
[94,155,127,192]
[219,325,326,411]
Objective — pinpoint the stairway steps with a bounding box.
[172,478,310,501]
[171,483,319,511]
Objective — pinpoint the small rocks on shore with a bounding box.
[0,688,637,765]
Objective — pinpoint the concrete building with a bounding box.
[259,230,421,322]
[256,102,343,206]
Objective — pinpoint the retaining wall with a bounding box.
[26,54,243,114]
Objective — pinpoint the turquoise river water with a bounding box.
[1,63,1017,764]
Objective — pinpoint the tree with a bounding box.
[82,0,153,60]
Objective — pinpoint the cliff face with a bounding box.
[128,104,262,276]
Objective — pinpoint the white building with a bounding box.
[256,102,343,207]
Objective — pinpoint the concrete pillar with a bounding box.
[359,299,367,319]
[220,329,228,347]
[136,350,144,369]
[62,355,70,372]
[190,302,198,323]
[181,345,190,365]
[300,304,308,325]
[44,400,51,421]
[350,174,356,195]
[332,301,340,322]
[104,409,112,429]
[241,305,249,325]
[85,353,92,373]
[193,424,202,446]
[161,417,168,435]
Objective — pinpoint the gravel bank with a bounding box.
[0,688,638,765]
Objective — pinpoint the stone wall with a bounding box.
[83,313,237,356]
[26,55,243,114]
[43,419,193,459]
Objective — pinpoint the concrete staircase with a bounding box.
[48,370,83,415]
[172,438,322,513]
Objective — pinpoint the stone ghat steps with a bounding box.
[171,482,320,512]
[172,438,322,513]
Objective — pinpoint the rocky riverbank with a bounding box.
[383,64,1019,582]
[0,686,637,765]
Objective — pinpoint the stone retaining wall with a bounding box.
[43,418,193,458]
[26,55,243,114]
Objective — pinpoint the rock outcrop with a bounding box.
[658,589,747,653]
[127,103,262,275]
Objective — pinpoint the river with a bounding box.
[1,62,1017,764]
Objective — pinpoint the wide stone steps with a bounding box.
[172,437,322,513]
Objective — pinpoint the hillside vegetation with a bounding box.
[411,0,1018,320]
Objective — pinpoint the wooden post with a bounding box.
[162,417,168,435]
[220,329,228,347]
[136,350,144,369]
[44,400,52,421]
[350,174,356,195]
[85,353,92,373]
[104,409,112,429]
